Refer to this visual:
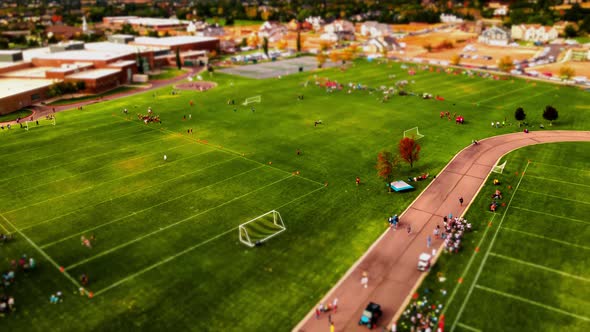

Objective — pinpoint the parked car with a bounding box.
[358,302,383,329]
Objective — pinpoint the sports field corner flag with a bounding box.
[438,314,445,332]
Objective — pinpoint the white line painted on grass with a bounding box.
[502,227,590,250]
[442,214,497,315]
[519,189,590,205]
[93,227,236,296]
[0,213,82,290]
[530,161,590,173]
[524,175,590,188]
[457,322,482,332]
[65,175,294,270]
[450,162,530,332]
[475,284,590,321]
[93,184,323,296]
[510,207,590,225]
[490,252,590,282]
[22,155,241,233]
[41,164,262,248]
[3,149,217,215]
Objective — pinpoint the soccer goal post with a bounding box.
[403,127,424,140]
[242,95,261,106]
[239,210,285,247]
[492,161,507,174]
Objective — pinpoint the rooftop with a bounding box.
[67,68,121,79]
[0,66,53,78]
[132,36,218,47]
[0,78,54,99]
[104,16,188,27]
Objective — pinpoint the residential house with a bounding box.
[553,21,578,36]
[478,26,510,46]
[511,24,558,42]
[364,36,402,54]
[305,16,324,32]
[258,21,287,42]
[360,21,392,38]
[440,14,464,23]
[493,5,509,16]
[321,20,355,42]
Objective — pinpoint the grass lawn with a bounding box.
[398,142,590,332]
[573,36,590,44]
[148,68,187,80]
[0,59,588,331]
[0,108,33,123]
[46,86,138,106]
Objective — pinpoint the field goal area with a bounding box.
[492,161,507,174]
[239,210,285,247]
[26,116,56,131]
[242,95,261,106]
[403,127,424,140]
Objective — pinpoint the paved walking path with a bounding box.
[0,67,201,126]
[294,130,590,332]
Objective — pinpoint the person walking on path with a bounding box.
[427,235,432,248]
[330,322,335,332]
[459,197,464,206]
[361,272,369,288]
[407,225,412,234]
[332,298,338,313]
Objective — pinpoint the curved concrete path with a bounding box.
[294,130,590,332]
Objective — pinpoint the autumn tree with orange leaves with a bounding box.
[398,137,421,168]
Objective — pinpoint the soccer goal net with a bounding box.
[239,210,285,247]
[242,95,261,106]
[25,116,56,131]
[403,127,424,140]
[492,161,507,174]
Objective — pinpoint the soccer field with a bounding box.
[401,142,590,332]
[1,59,589,331]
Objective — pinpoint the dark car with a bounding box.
[358,302,383,329]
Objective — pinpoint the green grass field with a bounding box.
[0,108,33,122]
[400,142,590,332]
[149,68,187,80]
[0,59,588,331]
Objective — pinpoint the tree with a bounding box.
[564,24,577,38]
[277,39,288,50]
[262,36,269,56]
[316,53,327,68]
[398,137,421,168]
[559,65,575,80]
[247,34,260,48]
[329,51,340,63]
[136,52,144,74]
[498,55,514,73]
[423,43,433,52]
[376,151,396,191]
[296,29,302,53]
[175,48,182,70]
[543,105,558,125]
[240,37,247,48]
[514,107,526,125]
[451,54,461,66]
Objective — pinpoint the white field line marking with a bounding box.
[0,117,128,151]
[510,206,590,225]
[502,87,555,109]
[442,214,497,315]
[94,227,237,296]
[531,161,590,173]
[524,175,590,188]
[0,213,82,290]
[490,252,590,282]
[475,284,590,322]
[501,227,590,250]
[65,175,294,270]
[0,219,11,234]
[519,189,590,205]
[93,184,324,296]
[22,156,241,233]
[3,149,217,215]
[457,323,482,332]
[450,161,530,332]
[41,164,262,249]
[2,123,149,168]
[0,134,190,192]
[476,84,533,104]
[113,113,326,187]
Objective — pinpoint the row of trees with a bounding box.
[47,81,86,98]
[376,137,422,190]
[515,106,559,126]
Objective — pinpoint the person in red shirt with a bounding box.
[356,177,361,186]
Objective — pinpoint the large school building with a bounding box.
[0,35,218,115]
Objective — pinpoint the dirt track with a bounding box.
[294,130,590,332]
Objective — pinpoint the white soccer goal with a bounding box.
[25,117,56,131]
[403,127,424,140]
[242,95,261,106]
[239,210,285,247]
[492,161,507,174]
